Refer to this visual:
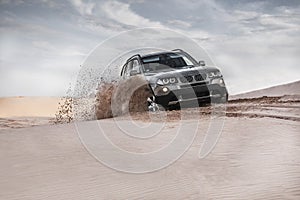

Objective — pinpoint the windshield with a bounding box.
[141,53,197,73]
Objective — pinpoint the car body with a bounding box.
[120,49,228,110]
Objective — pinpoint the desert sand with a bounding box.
[0,96,62,118]
[0,81,300,199]
[0,97,63,129]
[0,116,299,199]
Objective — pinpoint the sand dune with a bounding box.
[0,96,62,118]
[230,80,300,100]
[0,96,63,130]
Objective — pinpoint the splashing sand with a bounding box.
[54,97,73,124]
[95,76,152,119]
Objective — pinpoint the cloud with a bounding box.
[0,67,74,96]
[0,0,24,5]
[32,40,56,51]
[167,19,191,28]
[68,0,95,16]
[0,0,299,96]
[258,13,299,31]
[201,25,300,94]
[101,0,163,28]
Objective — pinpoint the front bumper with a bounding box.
[153,82,228,107]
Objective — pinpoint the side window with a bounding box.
[125,60,133,77]
[123,58,141,78]
[132,59,140,73]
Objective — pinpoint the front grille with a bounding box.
[186,76,193,82]
[179,73,206,83]
[194,74,206,81]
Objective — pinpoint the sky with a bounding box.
[0,0,299,96]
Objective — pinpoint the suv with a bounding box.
[120,49,228,110]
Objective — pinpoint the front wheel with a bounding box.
[147,97,166,111]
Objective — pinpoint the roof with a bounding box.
[140,50,183,58]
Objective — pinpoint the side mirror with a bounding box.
[129,70,139,76]
[199,60,205,66]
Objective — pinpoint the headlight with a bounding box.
[169,77,176,84]
[157,77,177,85]
[207,71,222,78]
[211,78,225,86]
[162,78,170,84]
[156,79,163,85]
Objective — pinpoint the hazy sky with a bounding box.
[0,0,299,96]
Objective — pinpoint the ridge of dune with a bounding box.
[229,80,300,100]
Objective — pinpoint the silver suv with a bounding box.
[120,49,228,110]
